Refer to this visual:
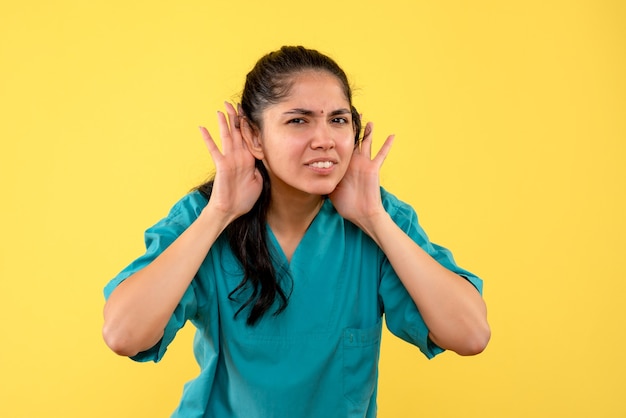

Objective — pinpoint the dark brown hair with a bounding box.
[198,46,361,325]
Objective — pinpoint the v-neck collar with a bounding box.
[266,198,332,267]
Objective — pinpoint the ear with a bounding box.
[240,117,264,160]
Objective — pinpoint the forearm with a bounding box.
[102,203,233,357]
[359,213,490,355]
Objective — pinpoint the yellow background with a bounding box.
[1,0,624,416]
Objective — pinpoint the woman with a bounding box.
[102,45,490,417]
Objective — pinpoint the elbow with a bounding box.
[102,322,140,358]
[455,296,491,356]
[456,321,491,356]
[102,302,164,357]
[102,303,138,357]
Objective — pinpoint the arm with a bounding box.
[357,212,490,355]
[102,103,262,357]
[102,204,232,357]
[330,122,490,356]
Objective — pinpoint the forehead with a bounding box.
[275,70,350,107]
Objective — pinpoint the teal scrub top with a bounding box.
[104,188,483,418]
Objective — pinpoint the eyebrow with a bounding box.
[283,108,352,116]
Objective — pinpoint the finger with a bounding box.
[360,122,374,157]
[372,134,395,166]
[199,126,223,162]
[362,121,373,139]
[216,111,233,155]
[224,102,243,145]
[224,102,240,128]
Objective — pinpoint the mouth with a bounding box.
[307,161,335,169]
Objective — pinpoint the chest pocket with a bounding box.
[342,319,383,407]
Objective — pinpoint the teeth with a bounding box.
[309,161,333,168]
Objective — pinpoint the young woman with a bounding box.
[102,45,490,417]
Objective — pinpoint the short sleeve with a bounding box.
[378,189,483,359]
[103,192,208,363]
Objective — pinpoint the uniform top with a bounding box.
[104,188,483,418]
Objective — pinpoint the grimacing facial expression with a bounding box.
[248,70,356,198]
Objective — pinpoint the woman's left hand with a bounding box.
[329,122,394,231]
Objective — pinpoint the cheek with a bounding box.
[338,135,357,155]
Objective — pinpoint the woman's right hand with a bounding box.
[103,102,263,357]
[199,102,263,221]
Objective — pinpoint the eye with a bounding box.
[331,117,349,124]
[287,118,306,124]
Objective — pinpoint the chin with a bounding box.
[306,181,341,196]
[292,186,333,198]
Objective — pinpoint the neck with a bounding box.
[267,191,324,234]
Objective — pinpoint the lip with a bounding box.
[304,158,338,174]
[304,157,339,165]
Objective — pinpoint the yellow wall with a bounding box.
[1,0,624,416]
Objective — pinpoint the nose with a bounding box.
[310,121,335,150]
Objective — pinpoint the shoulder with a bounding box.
[160,191,209,229]
[380,187,417,222]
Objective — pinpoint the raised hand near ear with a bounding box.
[199,102,263,222]
[329,121,394,232]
